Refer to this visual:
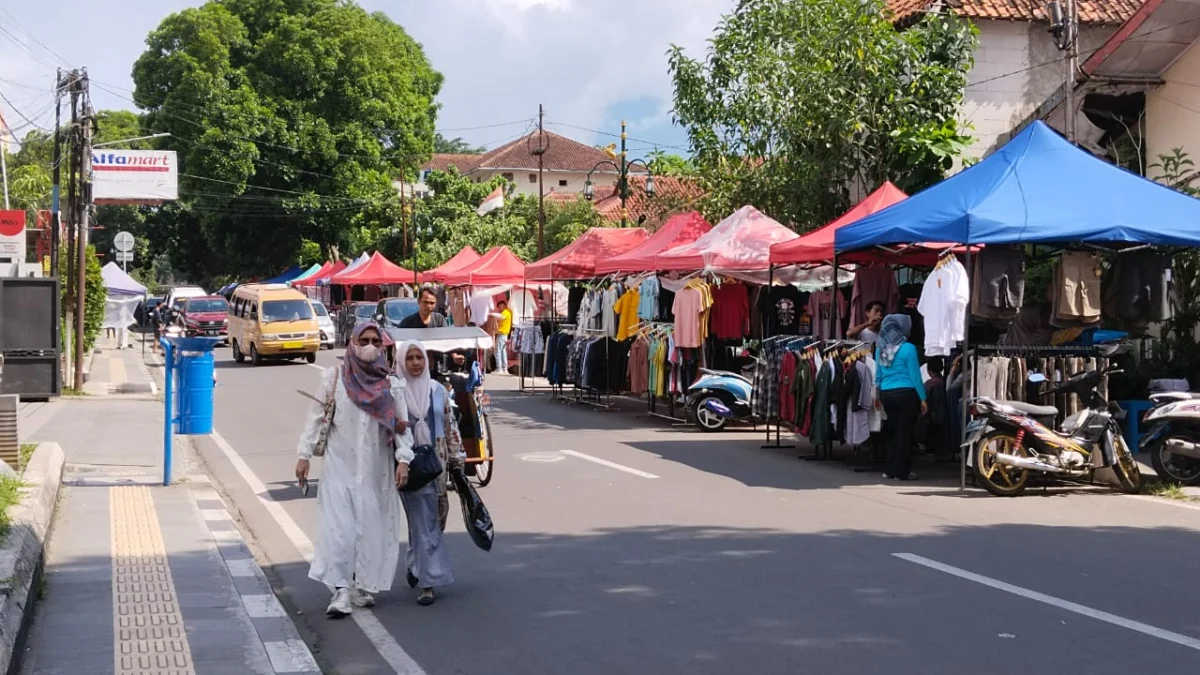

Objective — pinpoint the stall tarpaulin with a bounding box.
[444,246,526,286]
[593,211,712,274]
[656,205,799,273]
[525,227,648,280]
[288,262,324,285]
[419,247,481,283]
[101,261,148,297]
[769,183,908,265]
[329,251,414,285]
[261,265,305,285]
[302,260,348,287]
[290,261,332,287]
[835,120,1200,251]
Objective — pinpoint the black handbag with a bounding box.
[399,444,443,493]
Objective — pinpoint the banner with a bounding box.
[0,210,26,260]
[91,150,179,203]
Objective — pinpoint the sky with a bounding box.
[0,0,735,156]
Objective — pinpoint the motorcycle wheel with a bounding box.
[1150,436,1200,486]
[1110,434,1142,493]
[692,396,728,432]
[974,430,1032,497]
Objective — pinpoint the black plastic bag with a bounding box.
[450,467,493,551]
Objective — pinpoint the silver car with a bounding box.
[310,300,337,350]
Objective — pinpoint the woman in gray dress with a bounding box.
[397,340,466,606]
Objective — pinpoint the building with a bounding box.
[415,130,643,198]
[889,1,1143,162]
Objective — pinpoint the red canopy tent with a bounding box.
[593,211,712,274]
[291,261,333,287]
[418,247,481,284]
[329,251,414,285]
[768,183,910,266]
[443,246,527,286]
[525,227,649,280]
[655,206,797,272]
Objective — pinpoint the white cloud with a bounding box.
[0,0,734,152]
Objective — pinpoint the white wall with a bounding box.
[466,169,621,197]
[1147,40,1200,170]
[960,20,1114,165]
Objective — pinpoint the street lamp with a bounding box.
[582,120,655,228]
[410,213,433,287]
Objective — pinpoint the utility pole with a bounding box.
[536,104,545,258]
[1065,0,1079,143]
[63,70,80,385]
[619,120,628,228]
[73,71,92,391]
[50,69,65,278]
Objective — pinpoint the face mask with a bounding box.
[356,344,381,363]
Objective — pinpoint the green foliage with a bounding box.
[57,244,106,353]
[131,0,443,286]
[646,149,695,177]
[668,0,977,229]
[434,133,486,154]
[1151,150,1200,352]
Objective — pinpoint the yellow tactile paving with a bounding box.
[110,486,197,675]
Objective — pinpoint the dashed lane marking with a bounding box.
[561,450,659,479]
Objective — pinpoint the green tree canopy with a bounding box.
[669,0,976,229]
[131,0,443,286]
[434,133,485,154]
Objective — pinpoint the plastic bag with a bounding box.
[450,467,494,551]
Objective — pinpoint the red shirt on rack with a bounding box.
[709,282,750,340]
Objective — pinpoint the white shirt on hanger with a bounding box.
[468,292,495,327]
[601,287,619,337]
[917,258,970,357]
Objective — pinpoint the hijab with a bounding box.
[341,322,397,432]
[878,314,912,367]
[398,340,435,447]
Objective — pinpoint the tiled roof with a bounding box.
[594,175,706,228]
[886,0,1142,25]
[465,131,648,174]
[421,153,481,173]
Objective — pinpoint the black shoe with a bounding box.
[407,569,419,588]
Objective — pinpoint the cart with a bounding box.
[384,326,496,487]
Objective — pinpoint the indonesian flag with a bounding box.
[476,186,504,216]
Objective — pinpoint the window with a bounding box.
[186,298,228,313]
[559,179,568,187]
[501,172,514,182]
[529,173,537,183]
[261,299,314,323]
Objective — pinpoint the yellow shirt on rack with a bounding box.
[614,288,641,341]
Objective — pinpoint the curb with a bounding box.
[0,442,64,675]
[187,474,321,674]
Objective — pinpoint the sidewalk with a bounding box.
[16,367,319,674]
[82,332,159,396]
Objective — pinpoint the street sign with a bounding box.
[113,231,135,252]
[115,251,134,263]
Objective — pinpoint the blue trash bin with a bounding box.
[176,350,215,434]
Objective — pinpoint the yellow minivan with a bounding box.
[228,284,321,366]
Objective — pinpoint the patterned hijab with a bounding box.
[398,340,434,448]
[341,322,397,432]
[878,314,912,367]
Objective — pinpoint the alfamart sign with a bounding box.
[0,210,26,261]
[91,150,179,203]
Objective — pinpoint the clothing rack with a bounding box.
[517,317,573,396]
[634,322,691,425]
[566,326,619,410]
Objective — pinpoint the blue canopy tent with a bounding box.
[834,120,1200,251]
[260,265,304,285]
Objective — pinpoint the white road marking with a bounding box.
[210,430,429,675]
[893,553,1200,652]
[263,639,321,673]
[561,450,659,479]
[518,452,566,463]
[242,594,287,618]
[1126,494,1200,512]
[307,363,325,371]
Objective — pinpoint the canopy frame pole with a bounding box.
[760,264,796,451]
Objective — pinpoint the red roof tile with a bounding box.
[421,153,481,173]
[594,175,706,228]
[886,0,1141,25]
[465,131,647,174]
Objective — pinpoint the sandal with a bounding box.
[417,589,435,606]
[406,569,418,589]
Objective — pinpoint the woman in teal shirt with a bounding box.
[875,314,927,480]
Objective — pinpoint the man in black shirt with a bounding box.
[398,287,468,379]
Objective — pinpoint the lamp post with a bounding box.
[582,120,655,227]
[410,213,432,287]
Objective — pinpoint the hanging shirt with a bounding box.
[613,288,641,341]
[709,282,750,340]
[600,287,620,337]
[759,285,804,336]
[806,289,847,340]
[672,286,705,348]
[638,277,661,321]
[849,266,900,326]
[917,258,970,357]
[468,292,495,328]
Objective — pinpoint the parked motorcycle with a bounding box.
[963,365,1141,497]
[1142,392,1200,485]
[687,366,754,432]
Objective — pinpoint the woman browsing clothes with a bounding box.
[295,322,413,618]
[398,339,467,606]
[875,314,927,481]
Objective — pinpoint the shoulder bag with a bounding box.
[312,371,339,457]
[400,444,443,493]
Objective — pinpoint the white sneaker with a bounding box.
[326,588,352,618]
[350,588,376,608]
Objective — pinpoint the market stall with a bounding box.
[834,120,1200,488]
[419,246,481,284]
[593,211,712,274]
[101,262,146,350]
[328,252,415,303]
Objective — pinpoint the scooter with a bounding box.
[687,365,754,432]
[1142,392,1200,485]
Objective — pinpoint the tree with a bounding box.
[434,133,485,154]
[668,0,976,230]
[131,0,443,286]
[646,149,695,177]
[58,244,105,352]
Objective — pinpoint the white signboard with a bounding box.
[115,251,134,263]
[0,210,26,261]
[91,150,179,203]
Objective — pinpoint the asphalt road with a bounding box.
[192,345,1200,675]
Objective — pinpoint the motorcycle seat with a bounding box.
[699,368,748,381]
[998,400,1059,418]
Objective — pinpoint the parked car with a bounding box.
[338,301,379,347]
[177,296,230,343]
[376,297,419,328]
[310,300,336,350]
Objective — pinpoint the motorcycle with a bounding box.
[963,365,1142,497]
[687,365,755,432]
[1142,392,1200,485]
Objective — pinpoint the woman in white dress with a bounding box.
[296,322,414,618]
[397,339,465,606]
